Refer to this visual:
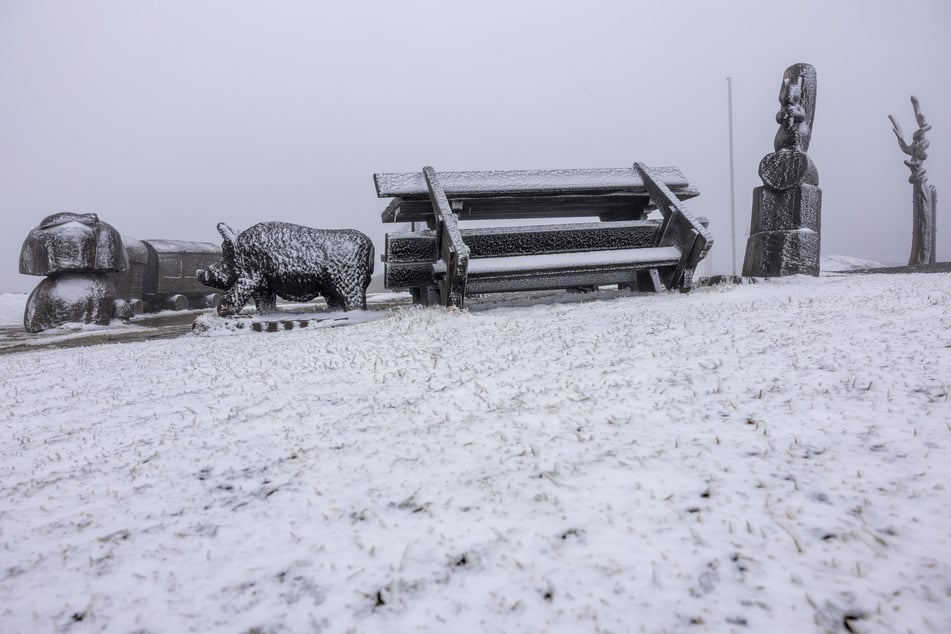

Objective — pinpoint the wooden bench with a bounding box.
[374,162,713,308]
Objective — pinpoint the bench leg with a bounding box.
[411,286,440,306]
[620,269,663,293]
[438,283,465,309]
[641,269,664,292]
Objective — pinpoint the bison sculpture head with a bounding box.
[196,223,239,291]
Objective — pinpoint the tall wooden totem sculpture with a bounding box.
[743,63,821,277]
[890,96,937,266]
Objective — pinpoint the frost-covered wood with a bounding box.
[634,163,713,289]
[890,96,937,266]
[197,222,375,316]
[423,167,469,307]
[112,237,224,313]
[18,211,227,330]
[378,168,700,224]
[742,63,822,277]
[377,164,712,307]
[19,212,128,275]
[374,167,693,199]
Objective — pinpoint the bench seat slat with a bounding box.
[466,246,681,276]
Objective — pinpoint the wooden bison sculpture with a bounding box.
[197,221,375,316]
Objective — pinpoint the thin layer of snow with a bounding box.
[41,274,110,304]
[1,273,950,633]
[374,166,690,198]
[820,254,885,273]
[192,309,389,337]
[366,291,412,305]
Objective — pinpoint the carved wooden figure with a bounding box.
[890,96,937,266]
[742,63,822,277]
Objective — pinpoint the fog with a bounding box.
[2,0,949,293]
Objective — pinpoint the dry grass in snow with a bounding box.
[1,272,950,633]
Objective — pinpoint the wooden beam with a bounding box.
[423,166,470,307]
[634,163,713,289]
[376,167,693,199]
[380,197,402,223]
[466,247,681,276]
[386,194,660,223]
[464,247,682,294]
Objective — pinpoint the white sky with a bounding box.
[2,0,950,292]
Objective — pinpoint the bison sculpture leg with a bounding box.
[253,293,278,314]
[219,274,264,316]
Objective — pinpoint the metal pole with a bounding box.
[727,77,737,276]
[932,186,937,264]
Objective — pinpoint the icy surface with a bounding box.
[19,213,128,276]
[1,273,951,633]
[374,166,690,198]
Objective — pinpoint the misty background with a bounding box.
[2,0,949,294]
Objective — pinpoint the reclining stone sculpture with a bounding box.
[197,221,375,316]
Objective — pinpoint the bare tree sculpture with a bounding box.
[890,96,937,265]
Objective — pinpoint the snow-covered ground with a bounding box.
[1,270,950,633]
[815,255,888,273]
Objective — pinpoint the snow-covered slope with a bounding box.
[820,254,885,273]
[1,273,950,633]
